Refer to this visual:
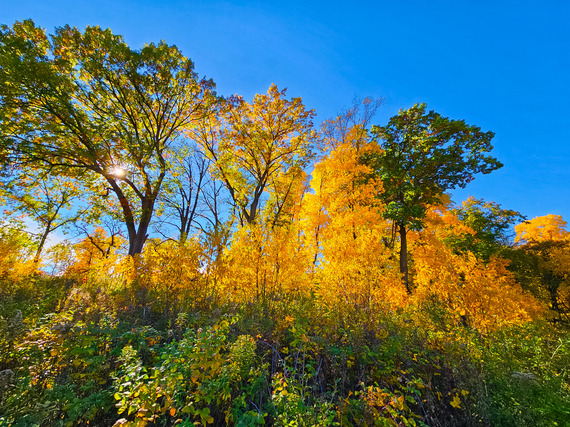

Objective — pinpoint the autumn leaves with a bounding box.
[0,21,552,334]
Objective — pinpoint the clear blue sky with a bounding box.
[3,0,570,222]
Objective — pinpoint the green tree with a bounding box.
[445,197,524,261]
[365,103,502,292]
[0,20,217,255]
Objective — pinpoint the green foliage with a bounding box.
[366,103,502,232]
[1,275,569,426]
[0,286,166,426]
[474,322,570,425]
[362,103,502,292]
[0,171,86,264]
[446,197,525,261]
[113,317,268,426]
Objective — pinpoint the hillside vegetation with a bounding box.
[1,21,569,426]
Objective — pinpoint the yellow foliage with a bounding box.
[0,224,36,280]
[413,204,543,333]
[515,214,569,244]
[450,394,462,409]
[222,222,311,303]
[301,142,407,315]
[135,238,208,309]
[66,227,125,278]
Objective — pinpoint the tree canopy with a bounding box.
[364,103,503,291]
[0,20,217,255]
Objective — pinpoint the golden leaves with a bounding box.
[412,203,544,333]
[515,214,569,244]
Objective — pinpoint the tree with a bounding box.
[156,143,211,244]
[0,20,217,255]
[411,204,542,332]
[1,167,86,265]
[514,214,569,245]
[301,141,405,313]
[508,215,570,322]
[365,103,502,292]
[192,84,317,226]
[445,197,525,261]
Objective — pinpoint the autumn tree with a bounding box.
[66,227,126,276]
[364,103,502,292]
[1,168,86,265]
[411,203,542,332]
[301,138,406,317]
[192,84,317,226]
[514,214,569,245]
[508,215,570,322]
[0,20,217,255]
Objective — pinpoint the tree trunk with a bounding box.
[33,222,52,265]
[399,222,411,294]
[129,201,152,256]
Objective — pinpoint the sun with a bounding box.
[109,166,127,179]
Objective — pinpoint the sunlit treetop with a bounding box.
[515,214,569,245]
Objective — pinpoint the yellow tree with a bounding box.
[192,84,317,226]
[510,215,570,322]
[221,169,310,304]
[411,201,542,332]
[66,227,125,277]
[320,96,384,152]
[301,140,406,323]
[515,214,569,244]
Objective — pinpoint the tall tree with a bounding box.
[0,20,217,255]
[365,103,502,292]
[192,84,317,226]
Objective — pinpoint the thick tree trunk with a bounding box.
[129,232,148,256]
[128,198,154,256]
[399,222,411,294]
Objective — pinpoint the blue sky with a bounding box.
[3,0,570,222]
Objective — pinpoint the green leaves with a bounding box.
[368,103,502,230]
[362,103,503,291]
[0,20,218,255]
